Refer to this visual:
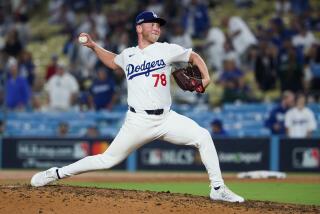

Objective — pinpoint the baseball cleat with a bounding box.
[31,167,59,187]
[210,185,245,203]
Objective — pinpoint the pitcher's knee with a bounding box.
[194,128,213,147]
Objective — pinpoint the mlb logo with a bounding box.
[142,149,162,165]
[73,142,90,159]
[292,148,320,168]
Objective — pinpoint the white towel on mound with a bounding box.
[237,170,287,179]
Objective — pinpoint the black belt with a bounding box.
[129,106,164,115]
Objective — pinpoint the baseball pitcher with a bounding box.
[31,11,244,203]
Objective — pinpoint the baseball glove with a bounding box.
[172,64,205,93]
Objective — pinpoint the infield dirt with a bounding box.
[0,171,319,214]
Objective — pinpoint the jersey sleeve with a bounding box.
[114,51,125,71]
[307,110,317,131]
[284,111,292,128]
[165,43,192,64]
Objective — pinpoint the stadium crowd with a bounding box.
[0,0,319,137]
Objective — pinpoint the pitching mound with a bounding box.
[0,185,319,214]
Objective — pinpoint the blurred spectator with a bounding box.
[277,39,303,92]
[290,0,310,15]
[254,41,277,91]
[182,0,210,38]
[265,90,295,135]
[169,22,193,49]
[292,24,317,55]
[234,0,254,8]
[0,52,5,107]
[218,59,249,103]
[275,0,291,15]
[63,34,95,85]
[0,120,4,136]
[31,74,48,112]
[158,26,170,43]
[221,39,241,69]
[243,44,258,72]
[146,0,164,15]
[91,8,109,40]
[49,2,76,34]
[162,0,182,21]
[3,28,23,57]
[57,122,69,137]
[48,0,64,17]
[84,125,100,138]
[45,63,79,111]
[88,68,117,111]
[117,32,130,52]
[31,94,48,112]
[11,0,30,22]
[45,54,59,81]
[305,43,320,99]
[222,16,257,56]
[203,25,225,71]
[267,17,298,51]
[77,8,108,41]
[5,57,30,110]
[77,31,100,79]
[210,119,227,137]
[18,50,35,86]
[310,9,320,31]
[285,94,317,138]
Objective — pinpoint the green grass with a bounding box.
[64,181,320,206]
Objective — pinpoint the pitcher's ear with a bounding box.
[136,25,142,33]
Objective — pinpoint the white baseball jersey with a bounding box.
[114,42,191,111]
[228,16,257,55]
[45,73,79,110]
[285,107,317,138]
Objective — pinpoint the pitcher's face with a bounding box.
[139,22,161,43]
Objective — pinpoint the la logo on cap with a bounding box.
[152,12,157,18]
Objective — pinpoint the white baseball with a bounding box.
[78,35,88,43]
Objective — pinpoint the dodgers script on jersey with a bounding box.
[114,42,191,111]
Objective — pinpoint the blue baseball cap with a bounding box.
[211,119,223,127]
[135,11,166,26]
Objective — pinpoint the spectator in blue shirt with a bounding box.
[5,57,30,110]
[218,58,250,102]
[210,119,228,138]
[181,0,210,38]
[265,90,295,135]
[277,39,304,92]
[18,50,35,86]
[89,67,117,111]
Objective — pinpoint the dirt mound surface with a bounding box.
[0,185,319,214]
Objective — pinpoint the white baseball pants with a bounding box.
[59,110,224,187]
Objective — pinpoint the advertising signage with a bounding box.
[2,138,126,169]
[279,138,320,172]
[137,138,270,171]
